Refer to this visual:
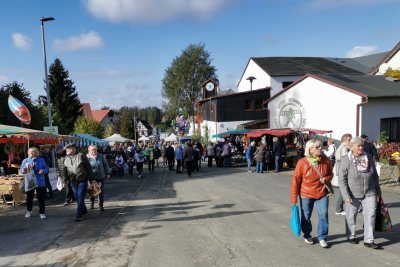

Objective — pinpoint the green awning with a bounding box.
[218,129,251,136]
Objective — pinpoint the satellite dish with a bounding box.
[378,63,389,74]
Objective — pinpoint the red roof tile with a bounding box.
[92,110,110,123]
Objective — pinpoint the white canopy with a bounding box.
[165,133,178,142]
[138,136,150,141]
[104,133,131,143]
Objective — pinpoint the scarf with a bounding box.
[307,156,319,166]
[87,153,97,160]
[348,151,369,172]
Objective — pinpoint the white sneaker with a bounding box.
[247,170,252,173]
[319,240,328,248]
[304,238,313,245]
[25,211,32,218]
[335,211,346,216]
[40,214,47,219]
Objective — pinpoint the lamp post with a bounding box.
[40,17,54,128]
[246,76,256,91]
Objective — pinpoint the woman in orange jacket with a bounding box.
[291,139,333,248]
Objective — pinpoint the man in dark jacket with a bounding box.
[63,143,94,222]
[183,142,194,177]
[165,144,175,170]
[272,137,282,173]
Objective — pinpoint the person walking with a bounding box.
[20,147,49,219]
[338,137,381,249]
[291,139,333,248]
[183,141,194,177]
[63,143,94,222]
[273,137,282,173]
[222,141,231,167]
[56,146,75,206]
[175,143,183,174]
[254,142,267,173]
[134,146,145,178]
[87,145,110,212]
[207,142,215,167]
[166,143,175,170]
[115,152,125,178]
[331,133,352,215]
[245,142,255,173]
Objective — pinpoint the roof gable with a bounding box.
[81,103,94,121]
[92,110,112,123]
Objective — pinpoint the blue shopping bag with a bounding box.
[290,205,301,237]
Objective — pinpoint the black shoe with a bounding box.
[348,238,358,244]
[63,201,69,206]
[364,242,380,249]
[90,204,94,209]
[73,216,85,222]
[100,206,105,212]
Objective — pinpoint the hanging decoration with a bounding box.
[8,95,31,125]
[172,115,191,137]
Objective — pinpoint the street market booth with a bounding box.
[66,133,109,148]
[0,124,59,206]
[216,129,251,167]
[246,128,332,169]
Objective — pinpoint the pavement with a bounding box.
[0,162,399,266]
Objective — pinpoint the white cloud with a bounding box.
[12,33,32,51]
[83,0,237,24]
[346,45,378,58]
[53,31,104,52]
[304,0,398,9]
[0,75,9,82]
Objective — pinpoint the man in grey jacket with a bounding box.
[63,143,94,221]
[338,137,381,249]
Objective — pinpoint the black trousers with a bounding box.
[44,173,53,197]
[136,162,143,175]
[208,156,213,167]
[168,159,175,170]
[176,160,182,173]
[148,159,155,172]
[26,186,46,214]
[186,161,193,177]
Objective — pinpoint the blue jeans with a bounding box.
[274,156,281,173]
[71,180,88,218]
[247,158,252,171]
[256,161,264,173]
[300,196,329,241]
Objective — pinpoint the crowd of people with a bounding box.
[16,130,385,250]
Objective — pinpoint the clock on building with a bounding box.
[206,82,215,91]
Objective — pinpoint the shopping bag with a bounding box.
[290,205,301,237]
[375,196,393,232]
[56,176,65,191]
[19,170,37,193]
[87,181,102,197]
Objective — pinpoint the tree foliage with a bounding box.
[386,68,400,79]
[74,116,103,138]
[162,43,217,120]
[48,58,82,134]
[119,107,135,139]
[0,82,46,129]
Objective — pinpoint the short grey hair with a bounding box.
[349,137,363,148]
[304,139,322,157]
[272,137,278,142]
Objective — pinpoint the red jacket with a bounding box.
[291,156,333,204]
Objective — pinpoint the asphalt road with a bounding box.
[0,163,399,267]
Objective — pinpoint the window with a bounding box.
[381,117,400,142]
[245,99,253,110]
[254,99,263,110]
[282,81,293,88]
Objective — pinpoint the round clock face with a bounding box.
[206,82,215,91]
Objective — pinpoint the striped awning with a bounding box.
[63,133,109,148]
[0,124,59,144]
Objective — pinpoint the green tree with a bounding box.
[103,123,118,138]
[119,107,135,139]
[74,116,104,138]
[48,58,82,134]
[162,43,217,124]
[0,82,46,129]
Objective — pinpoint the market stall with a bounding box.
[0,175,24,206]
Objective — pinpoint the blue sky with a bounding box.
[1,0,399,110]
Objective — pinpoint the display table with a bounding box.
[0,176,25,206]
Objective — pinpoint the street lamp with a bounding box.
[246,76,256,91]
[40,16,54,128]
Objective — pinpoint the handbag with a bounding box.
[56,176,65,191]
[312,165,334,196]
[375,196,393,232]
[290,204,301,237]
[87,181,102,197]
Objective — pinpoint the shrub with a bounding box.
[378,142,400,164]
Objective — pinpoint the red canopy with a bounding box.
[247,128,293,138]
[296,128,332,135]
